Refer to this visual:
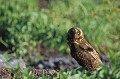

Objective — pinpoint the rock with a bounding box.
[0,54,26,69]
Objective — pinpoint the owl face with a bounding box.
[67,27,83,41]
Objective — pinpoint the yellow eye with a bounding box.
[77,32,80,35]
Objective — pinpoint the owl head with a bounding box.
[67,27,84,41]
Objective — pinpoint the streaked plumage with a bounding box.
[67,27,101,72]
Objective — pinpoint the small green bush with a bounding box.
[0,0,37,56]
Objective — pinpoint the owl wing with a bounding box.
[78,41,98,60]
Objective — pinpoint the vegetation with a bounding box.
[0,0,120,79]
[6,50,120,79]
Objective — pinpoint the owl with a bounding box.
[67,27,102,72]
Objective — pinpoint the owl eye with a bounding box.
[77,32,81,35]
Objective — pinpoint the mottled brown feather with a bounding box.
[67,27,101,72]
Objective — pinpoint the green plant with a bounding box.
[0,0,120,57]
